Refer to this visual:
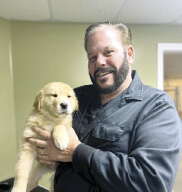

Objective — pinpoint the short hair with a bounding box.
[84,22,132,51]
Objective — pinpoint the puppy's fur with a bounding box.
[11,82,78,192]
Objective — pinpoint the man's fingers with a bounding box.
[32,127,50,140]
[39,159,56,167]
[37,154,56,167]
[28,138,47,148]
[37,148,48,155]
[37,153,48,160]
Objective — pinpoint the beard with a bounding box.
[90,56,129,94]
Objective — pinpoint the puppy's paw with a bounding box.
[53,134,69,150]
[53,125,70,150]
[11,187,23,192]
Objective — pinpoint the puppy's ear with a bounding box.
[33,90,44,112]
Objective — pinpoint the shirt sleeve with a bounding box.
[72,99,182,192]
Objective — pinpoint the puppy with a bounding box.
[11,82,78,192]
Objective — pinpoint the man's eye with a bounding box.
[52,94,58,97]
[89,56,97,63]
[105,50,114,56]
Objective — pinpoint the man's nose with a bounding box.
[96,54,107,67]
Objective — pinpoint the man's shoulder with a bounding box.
[74,84,96,104]
[74,84,94,95]
[142,84,174,106]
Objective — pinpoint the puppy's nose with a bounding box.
[60,103,67,110]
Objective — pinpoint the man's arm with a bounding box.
[72,100,182,192]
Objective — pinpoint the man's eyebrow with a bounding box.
[105,46,113,50]
[88,46,111,54]
[87,52,94,56]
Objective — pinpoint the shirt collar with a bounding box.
[121,70,144,102]
[88,70,144,107]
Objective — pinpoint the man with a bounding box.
[29,22,182,192]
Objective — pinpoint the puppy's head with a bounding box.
[33,82,78,117]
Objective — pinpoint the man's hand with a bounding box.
[27,127,81,165]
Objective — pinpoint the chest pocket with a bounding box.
[88,123,130,154]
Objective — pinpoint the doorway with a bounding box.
[158,43,182,118]
[158,43,182,192]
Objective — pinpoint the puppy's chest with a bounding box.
[24,115,63,138]
[37,118,61,132]
[41,123,54,131]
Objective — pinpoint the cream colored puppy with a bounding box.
[11,82,78,192]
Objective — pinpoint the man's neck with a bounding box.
[100,71,132,105]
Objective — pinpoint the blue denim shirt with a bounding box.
[55,71,182,192]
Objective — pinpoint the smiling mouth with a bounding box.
[96,72,112,78]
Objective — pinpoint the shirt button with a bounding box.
[92,114,96,119]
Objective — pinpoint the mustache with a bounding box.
[94,67,116,78]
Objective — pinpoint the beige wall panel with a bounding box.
[0,18,16,180]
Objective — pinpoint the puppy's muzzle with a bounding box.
[60,103,68,110]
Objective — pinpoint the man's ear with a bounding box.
[126,45,135,64]
[33,90,44,112]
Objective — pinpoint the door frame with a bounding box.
[157,43,182,90]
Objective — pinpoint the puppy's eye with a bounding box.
[52,94,58,97]
[67,95,71,98]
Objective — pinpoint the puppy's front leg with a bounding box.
[52,125,69,150]
[11,142,36,192]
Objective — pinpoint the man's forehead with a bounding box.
[87,27,121,43]
[89,24,117,34]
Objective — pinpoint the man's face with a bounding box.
[87,27,130,94]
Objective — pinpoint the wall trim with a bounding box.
[157,43,182,90]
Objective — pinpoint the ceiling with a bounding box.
[0,0,182,79]
[0,0,182,24]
